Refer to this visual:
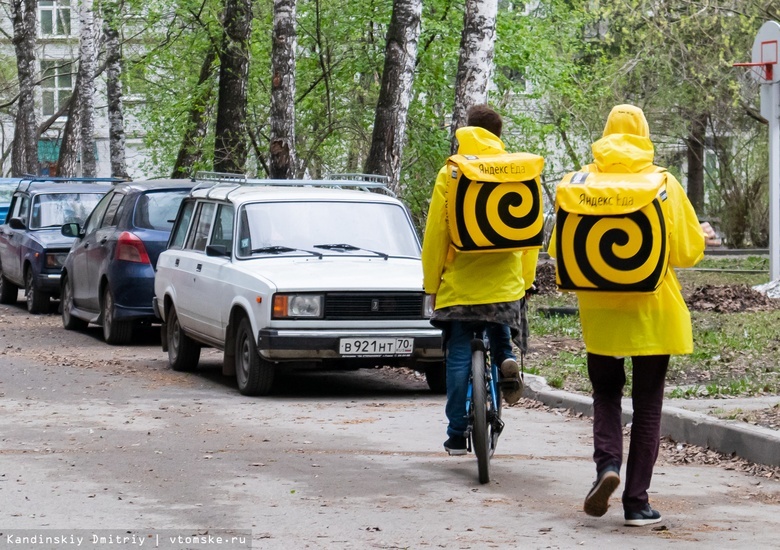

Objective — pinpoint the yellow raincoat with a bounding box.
[549,105,706,355]
[422,126,538,308]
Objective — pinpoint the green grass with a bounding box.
[693,255,769,271]
[533,350,589,391]
[530,254,779,398]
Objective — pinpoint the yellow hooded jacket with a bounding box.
[422,126,538,309]
[549,105,706,355]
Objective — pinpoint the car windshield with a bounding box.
[237,200,420,258]
[134,189,190,230]
[31,192,104,229]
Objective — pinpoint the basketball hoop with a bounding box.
[734,21,780,84]
[733,61,775,82]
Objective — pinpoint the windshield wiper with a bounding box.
[313,243,389,260]
[250,245,322,259]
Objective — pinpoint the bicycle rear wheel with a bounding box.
[471,347,491,484]
[491,365,503,453]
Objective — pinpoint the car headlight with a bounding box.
[423,294,434,318]
[272,294,323,319]
[45,253,67,269]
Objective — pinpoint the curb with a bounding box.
[522,373,780,468]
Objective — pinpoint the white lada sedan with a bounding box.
[153,175,444,396]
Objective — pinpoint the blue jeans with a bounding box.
[445,321,515,437]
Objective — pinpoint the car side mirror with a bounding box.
[206,244,229,257]
[8,217,25,230]
[61,222,82,238]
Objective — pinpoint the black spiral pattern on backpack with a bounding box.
[454,175,543,251]
[555,199,667,292]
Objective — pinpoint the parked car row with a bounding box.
[0,173,445,397]
[0,177,115,312]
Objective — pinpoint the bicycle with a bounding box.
[465,323,521,484]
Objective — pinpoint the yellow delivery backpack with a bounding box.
[446,152,545,252]
[554,170,671,293]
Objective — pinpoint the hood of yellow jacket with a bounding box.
[591,133,655,173]
[455,126,506,155]
[602,104,650,138]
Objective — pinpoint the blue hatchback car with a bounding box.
[0,177,114,313]
[0,178,23,223]
[60,179,194,344]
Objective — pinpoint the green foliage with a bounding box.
[108,0,774,242]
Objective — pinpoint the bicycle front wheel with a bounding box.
[471,347,491,484]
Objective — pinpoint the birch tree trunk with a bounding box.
[213,0,252,175]
[269,0,297,179]
[10,0,39,176]
[450,0,498,154]
[172,46,218,178]
[363,0,421,193]
[57,70,82,178]
[78,0,99,176]
[103,0,129,180]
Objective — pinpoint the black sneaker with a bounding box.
[499,358,523,405]
[583,466,620,517]
[443,435,467,456]
[624,504,662,526]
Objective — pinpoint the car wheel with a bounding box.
[0,266,19,304]
[424,361,447,394]
[102,286,133,345]
[235,317,274,396]
[167,305,200,371]
[25,269,50,314]
[61,275,88,331]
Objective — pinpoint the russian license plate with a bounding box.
[339,337,414,357]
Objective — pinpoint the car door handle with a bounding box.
[175,259,179,267]
[100,237,108,244]
[196,264,202,272]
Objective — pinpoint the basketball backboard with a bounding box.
[749,20,780,83]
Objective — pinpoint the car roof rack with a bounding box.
[191,171,396,197]
[16,175,125,192]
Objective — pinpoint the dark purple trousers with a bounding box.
[587,353,669,513]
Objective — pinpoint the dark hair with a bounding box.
[466,104,502,137]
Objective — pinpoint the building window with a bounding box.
[498,66,531,95]
[39,0,72,36]
[41,60,73,116]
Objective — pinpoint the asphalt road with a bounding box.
[1,300,779,549]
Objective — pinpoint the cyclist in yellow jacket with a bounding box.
[422,105,538,455]
[550,104,705,526]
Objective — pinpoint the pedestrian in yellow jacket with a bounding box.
[550,104,706,526]
[422,105,538,455]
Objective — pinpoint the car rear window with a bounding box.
[237,200,421,258]
[31,192,104,229]
[134,189,190,231]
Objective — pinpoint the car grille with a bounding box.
[324,292,424,320]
